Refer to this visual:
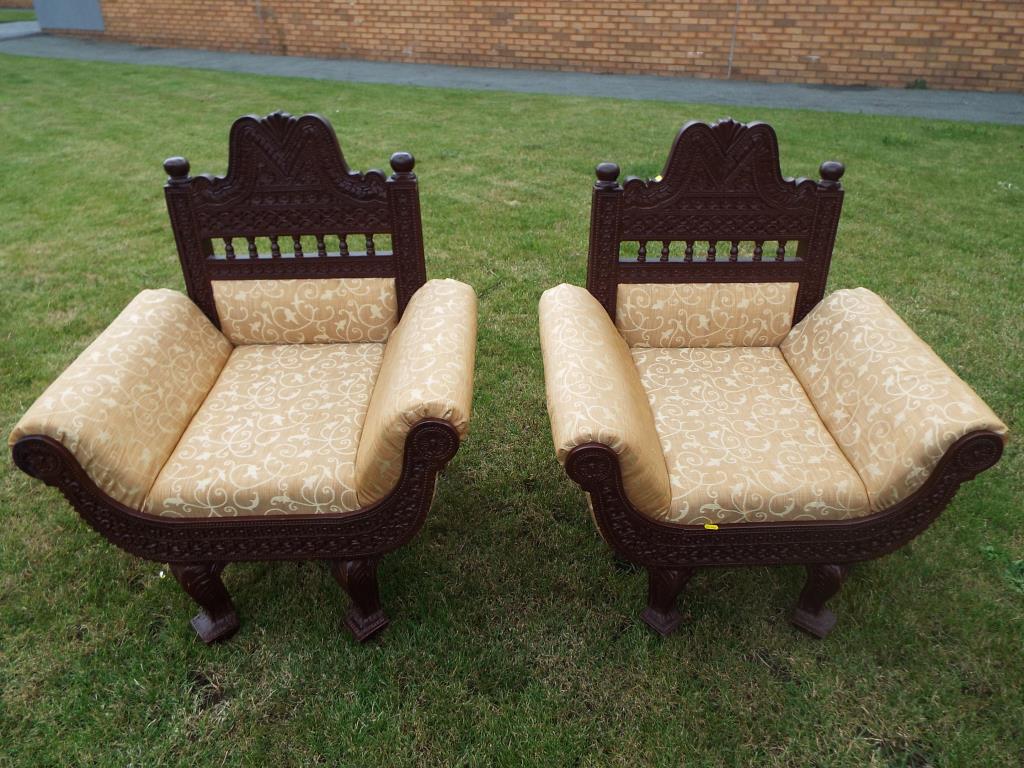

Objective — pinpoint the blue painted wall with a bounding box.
[34,0,105,31]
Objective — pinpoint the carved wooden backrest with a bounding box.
[586,118,845,324]
[163,111,427,327]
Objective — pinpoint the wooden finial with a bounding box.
[164,156,190,184]
[819,160,845,188]
[595,162,620,189]
[390,152,415,175]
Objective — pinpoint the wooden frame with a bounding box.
[571,118,1005,638]
[11,112,456,644]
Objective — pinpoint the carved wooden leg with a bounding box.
[790,564,849,639]
[168,562,240,644]
[330,558,389,642]
[640,566,696,637]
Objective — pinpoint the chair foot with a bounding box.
[169,562,240,644]
[330,558,389,642]
[640,566,696,637]
[790,564,849,639]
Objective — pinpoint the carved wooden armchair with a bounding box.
[10,111,477,644]
[539,118,1007,638]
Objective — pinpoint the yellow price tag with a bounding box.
[704,523,719,530]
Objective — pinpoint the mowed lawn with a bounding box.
[0,53,1021,766]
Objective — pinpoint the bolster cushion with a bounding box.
[9,289,233,509]
[539,283,672,518]
[781,287,1008,511]
[616,282,799,348]
[354,279,477,506]
[212,277,398,345]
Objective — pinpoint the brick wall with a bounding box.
[51,0,1024,92]
[5,0,34,8]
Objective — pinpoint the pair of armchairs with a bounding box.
[10,113,1007,644]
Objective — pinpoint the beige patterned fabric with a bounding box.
[145,343,384,517]
[632,346,870,524]
[616,282,799,348]
[9,289,232,509]
[782,288,1008,511]
[354,279,477,506]
[539,283,673,519]
[212,277,397,345]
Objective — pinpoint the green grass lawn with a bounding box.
[0,9,35,23]
[0,53,1021,766]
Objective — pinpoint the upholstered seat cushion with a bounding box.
[144,343,384,517]
[632,346,871,525]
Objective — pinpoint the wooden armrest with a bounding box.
[782,287,1008,511]
[354,279,477,506]
[8,289,232,510]
[539,283,672,519]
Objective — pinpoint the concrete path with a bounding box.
[0,20,39,40]
[2,32,1022,125]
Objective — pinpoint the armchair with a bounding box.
[540,118,1007,638]
[10,112,477,643]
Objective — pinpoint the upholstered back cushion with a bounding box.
[354,279,477,506]
[212,277,398,345]
[615,282,798,347]
[540,283,673,519]
[9,289,232,509]
[782,288,1008,511]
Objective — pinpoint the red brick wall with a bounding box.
[5,0,34,8]
[55,1,1024,92]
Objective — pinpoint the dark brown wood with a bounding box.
[568,431,1003,638]
[13,418,459,642]
[11,112,454,644]
[586,118,844,323]
[641,566,696,636]
[169,562,239,644]
[163,111,428,326]
[330,558,389,642]
[790,564,849,639]
[571,118,1005,638]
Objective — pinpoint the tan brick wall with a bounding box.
[57,1,1024,92]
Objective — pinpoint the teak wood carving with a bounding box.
[12,112,452,645]
[572,118,1005,638]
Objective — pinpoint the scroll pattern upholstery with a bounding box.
[631,346,870,525]
[145,343,384,517]
[212,277,398,345]
[9,289,232,509]
[615,282,798,348]
[782,288,1008,511]
[539,283,673,519]
[355,279,477,506]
